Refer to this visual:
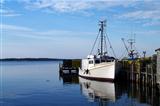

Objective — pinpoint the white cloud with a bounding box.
[119,10,160,20]
[2,24,95,40]
[20,0,139,13]
[116,0,160,26]
[22,0,93,15]
[53,1,92,12]
[19,0,160,26]
[136,30,160,36]
[2,0,160,20]
[142,19,160,26]
[117,9,160,26]
[0,9,21,17]
[2,24,32,31]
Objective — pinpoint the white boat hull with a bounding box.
[79,61,119,81]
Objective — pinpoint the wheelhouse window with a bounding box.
[89,60,93,64]
[95,60,100,64]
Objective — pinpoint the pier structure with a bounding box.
[156,48,160,88]
[121,54,157,86]
[59,59,81,76]
[121,36,159,87]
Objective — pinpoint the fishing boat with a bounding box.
[79,20,121,81]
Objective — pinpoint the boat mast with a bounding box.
[99,20,106,57]
[128,36,135,60]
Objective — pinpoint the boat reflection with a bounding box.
[60,75,160,106]
[79,77,116,102]
[79,77,160,106]
[59,75,79,84]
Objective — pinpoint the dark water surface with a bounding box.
[0,61,159,106]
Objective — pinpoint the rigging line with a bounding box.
[133,44,138,52]
[133,45,141,58]
[89,31,100,55]
[119,45,130,59]
[103,25,117,58]
[119,49,128,60]
[105,34,117,58]
[103,24,107,55]
[104,35,107,55]
[96,36,101,55]
[104,35,112,56]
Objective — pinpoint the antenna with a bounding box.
[128,34,136,59]
[128,35,135,50]
[143,51,146,58]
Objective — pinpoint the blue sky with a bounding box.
[1,0,160,59]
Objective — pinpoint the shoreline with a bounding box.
[0,58,63,61]
[0,58,81,61]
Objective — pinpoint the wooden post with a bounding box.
[69,69,71,74]
[130,61,134,81]
[145,66,147,85]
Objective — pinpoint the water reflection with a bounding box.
[60,75,160,106]
[2,61,160,106]
[79,77,116,102]
[59,75,79,84]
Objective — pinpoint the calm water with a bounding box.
[0,61,160,106]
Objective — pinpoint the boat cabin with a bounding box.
[81,55,115,70]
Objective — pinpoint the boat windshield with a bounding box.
[95,60,100,64]
[95,57,115,64]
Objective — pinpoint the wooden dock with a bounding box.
[121,55,157,86]
[59,59,81,76]
[156,48,160,88]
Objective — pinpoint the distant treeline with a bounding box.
[0,58,64,61]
